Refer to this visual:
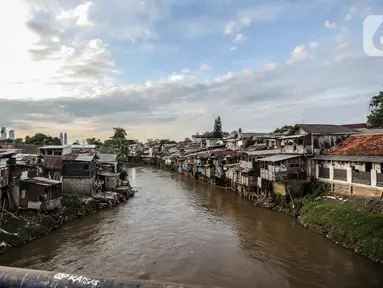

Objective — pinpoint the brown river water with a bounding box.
[0,167,382,287]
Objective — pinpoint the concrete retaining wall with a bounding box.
[63,177,95,196]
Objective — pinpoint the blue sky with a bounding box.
[1,0,383,142]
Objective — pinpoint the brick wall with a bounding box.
[63,177,95,196]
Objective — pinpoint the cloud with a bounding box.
[324,20,336,29]
[224,3,284,35]
[234,33,244,42]
[57,1,94,27]
[230,46,237,51]
[286,42,319,64]
[200,64,212,70]
[2,0,383,142]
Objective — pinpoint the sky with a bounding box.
[1,0,383,143]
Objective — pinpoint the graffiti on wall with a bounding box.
[54,273,101,286]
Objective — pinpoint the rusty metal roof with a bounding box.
[328,134,383,156]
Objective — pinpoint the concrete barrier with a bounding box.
[0,266,221,288]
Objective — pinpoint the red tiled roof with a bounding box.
[329,134,383,156]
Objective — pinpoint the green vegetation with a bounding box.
[367,87,383,128]
[300,203,383,261]
[24,133,61,145]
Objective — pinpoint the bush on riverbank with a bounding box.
[299,202,383,262]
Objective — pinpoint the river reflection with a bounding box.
[0,167,382,288]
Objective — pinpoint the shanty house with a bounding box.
[16,177,62,211]
[38,145,72,156]
[258,154,307,182]
[314,134,383,197]
[97,153,118,173]
[278,124,358,155]
[62,154,99,196]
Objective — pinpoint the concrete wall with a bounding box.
[332,183,383,198]
[63,177,95,196]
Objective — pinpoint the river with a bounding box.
[0,167,382,287]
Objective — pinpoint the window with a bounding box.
[83,163,89,170]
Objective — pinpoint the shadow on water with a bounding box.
[0,167,382,288]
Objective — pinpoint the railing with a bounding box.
[352,171,371,185]
[318,167,329,178]
[0,266,218,288]
[333,168,347,181]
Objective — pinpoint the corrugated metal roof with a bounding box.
[297,124,359,135]
[245,149,281,156]
[0,149,21,158]
[313,155,383,163]
[356,128,383,134]
[22,177,62,186]
[97,153,117,163]
[258,154,302,162]
[75,154,97,162]
[72,144,97,149]
[38,145,71,149]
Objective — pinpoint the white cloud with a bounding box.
[344,14,352,21]
[230,46,237,51]
[58,1,94,27]
[181,68,189,73]
[286,45,309,64]
[200,64,212,70]
[224,20,238,35]
[234,33,244,42]
[308,42,319,50]
[324,20,336,29]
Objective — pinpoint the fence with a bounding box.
[352,171,371,185]
[333,168,347,181]
[318,167,329,178]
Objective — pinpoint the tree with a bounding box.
[15,138,24,143]
[101,128,130,160]
[273,125,295,134]
[24,133,61,145]
[367,88,383,128]
[159,139,177,145]
[73,140,80,145]
[238,128,242,133]
[112,127,127,139]
[213,116,222,138]
[86,137,103,146]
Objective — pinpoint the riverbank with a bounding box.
[0,184,135,255]
[250,183,383,263]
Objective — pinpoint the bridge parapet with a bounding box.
[0,266,220,288]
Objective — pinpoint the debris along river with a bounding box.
[1,167,382,288]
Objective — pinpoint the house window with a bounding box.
[293,145,297,151]
[84,163,89,170]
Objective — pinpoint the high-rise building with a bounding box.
[60,133,64,145]
[64,133,68,145]
[9,130,15,140]
[1,127,6,140]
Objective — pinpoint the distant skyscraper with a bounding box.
[9,130,15,140]
[1,127,6,140]
[64,133,68,145]
[60,133,64,145]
